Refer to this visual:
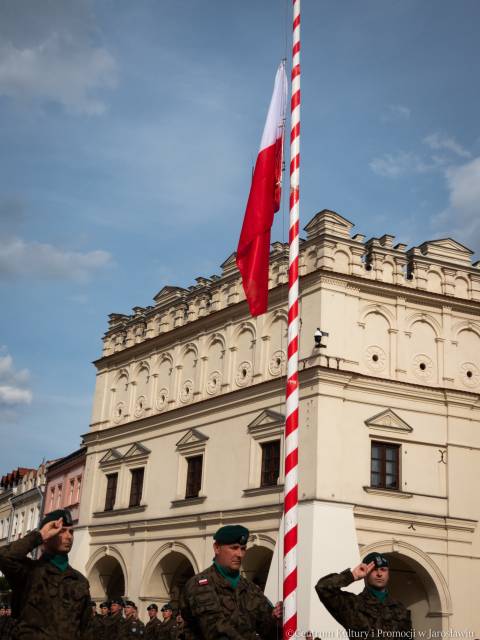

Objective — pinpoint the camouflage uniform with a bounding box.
[86,613,105,640]
[103,611,127,640]
[315,569,412,635]
[158,617,179,640]
[145,617,162,639]
[125,616,145,638]
[0,617,16,640]
[180,563,280,640]
[0,529,91,640]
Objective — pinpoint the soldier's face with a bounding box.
[44,525,74,554]
[366,565,389,590]
[100,607,109,616]
[214,542,247,571]
[124,605,134,618]
[148,609,157,619]
[110,603,122,614]
[162,609,173,621]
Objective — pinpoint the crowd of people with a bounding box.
[0,508,413,639]
[87,599,183,639]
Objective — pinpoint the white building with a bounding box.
[74,210,480,633]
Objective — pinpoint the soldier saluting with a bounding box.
[124,600,145,638]
[0,508,91,640]
[315,552,412,635]
[180,525,282,639]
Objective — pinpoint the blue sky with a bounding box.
[1,0,480,471]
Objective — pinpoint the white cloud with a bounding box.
[0,348,31,408]
[369,152,440,178]
[381,104,411,122]
[0,236,112,282]
[423,133,471,159]
[431,157,480,251]
[0,33,117,115]
[0,386,32,406]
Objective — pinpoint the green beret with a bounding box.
[161,603,173,611]
[147,604,158,611]
[100,602,109,609]
[363,552,389,568]
[214,525,249,545]
[40,509,73,529]
[110,598,124,607]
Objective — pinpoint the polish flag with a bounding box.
[236,62,288,317]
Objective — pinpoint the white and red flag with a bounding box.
[236,61,288,317]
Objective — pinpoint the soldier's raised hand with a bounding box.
[40,518,63,542]
[272,601,283,619]
[351,561,375,581]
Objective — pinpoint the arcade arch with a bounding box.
[242,544,274,591]
[143,546,197,610]
[87,551,127,601]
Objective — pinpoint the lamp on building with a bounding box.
[314,328,329,349]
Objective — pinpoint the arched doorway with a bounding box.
[386,554,436,631]
[146,551,195,611]
[88,555,126,601]
[242,546,273,591]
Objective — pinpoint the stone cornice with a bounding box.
[354,504,476,534]
[86,502,283,537]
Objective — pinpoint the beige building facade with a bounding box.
[75,210,480,633]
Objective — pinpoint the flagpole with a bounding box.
[283,0,300,638]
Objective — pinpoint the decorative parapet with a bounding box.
[100,209,480,357]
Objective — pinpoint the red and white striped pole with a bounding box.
[284,0,300,638]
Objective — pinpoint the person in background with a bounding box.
[145,604,162,639]
[103,598,127,640]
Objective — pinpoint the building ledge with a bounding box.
[363,486,413,499]
[243,484,284,497]
[93,505,146,518]
[171,496,206,508]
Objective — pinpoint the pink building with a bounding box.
[43,447,86,523]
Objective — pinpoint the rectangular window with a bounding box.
[185,455,203,499]
[76,476,82,503]
[129,468,144,508]
[260,440,281,487]
[104,473,118,511]
[56,485,63,508]
[69,479,75,504]
[371,441,400,490]
[27,508,34,532]
[49,487,55,511]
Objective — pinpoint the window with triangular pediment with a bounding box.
[244,409,285,495]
